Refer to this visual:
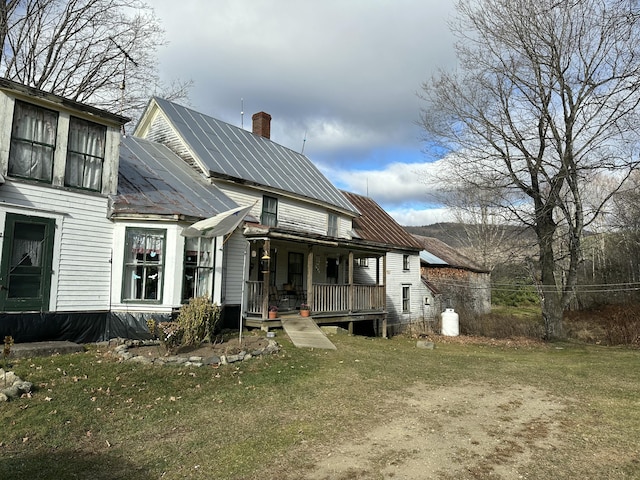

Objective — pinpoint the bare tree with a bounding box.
[432,182,533,272]
[0,0,190,120]
[420,0,640,339]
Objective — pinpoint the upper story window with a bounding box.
[356,257,369,267]
[327,213,338,237]
[8,100,58,183]
[403,254,410,271]
[261,195,278,227]
[65,116,106,191]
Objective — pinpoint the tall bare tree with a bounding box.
[420,0,640,339]
[0,0,189,120]
[432,183,532,272]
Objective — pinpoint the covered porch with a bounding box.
[242,227,389,336]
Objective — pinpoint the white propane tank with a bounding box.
[441,308,459,336]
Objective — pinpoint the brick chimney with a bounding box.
[252,111,271,139]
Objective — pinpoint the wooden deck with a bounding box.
[280,316,336,350]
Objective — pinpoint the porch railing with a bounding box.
[312,284,385,313]
[246,281,385,316]
[246,281,264,315]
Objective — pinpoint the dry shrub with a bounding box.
[155,321,184,353]
[176,296,221,346]
[565,304,640,346]
[460,311,544,339]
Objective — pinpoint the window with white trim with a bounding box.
[65,116,106,191]
[356,257,369,267]
[8,100,58,183]
[402,285,411,313]
[403,254,410,271]
[182,237,215,301]
[123,228,165,302]
[327,213,338,237]
[261,195,278,227]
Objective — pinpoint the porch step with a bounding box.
[281,317,337,350]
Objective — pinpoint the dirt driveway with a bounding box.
[303,383,565,479]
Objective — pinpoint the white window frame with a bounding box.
[65,116,106,191]
[182,237,215,301]
[8,100,58,183]
[402,285,411,313]
[122,228,165,302]
[327,213,338,237]
[261,195,278,227]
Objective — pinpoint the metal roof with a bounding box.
[419,250,448,265]
[341,191,423,250]
[414,235,489,273]
[112,136,238,219]
[149,97,358,214]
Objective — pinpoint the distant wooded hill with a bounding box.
[403,223,536,249]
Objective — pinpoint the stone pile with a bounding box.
[112,339,280,367]
[0,369,33,402]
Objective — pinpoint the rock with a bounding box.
[15,381,33,393]
[225,354,242,363]
[188,356,203,363]
[2,385,21,399]
[129,356,153,365]
[1,370,19,385]
[164,356,188,364]
[416,340,435,350]
[203,356,220,366]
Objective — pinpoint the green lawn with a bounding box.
[1,333,639,479]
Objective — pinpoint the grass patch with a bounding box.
[1,334,639,479]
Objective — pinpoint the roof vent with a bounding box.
[252,111,271,139]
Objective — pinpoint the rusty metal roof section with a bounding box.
[413,235,489,273]
[341,191,423,251]
[145,97,358,215]
[111,135,238,220]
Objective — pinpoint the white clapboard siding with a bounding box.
[218,182,351,237]
[222,230,248,305]
[1,181,114,311]
[380,252,425,325]
[143,109,205,174]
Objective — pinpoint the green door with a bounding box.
[0,213,55,311]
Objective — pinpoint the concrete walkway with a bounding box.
[281,317,337,350]
[9,341,84,359]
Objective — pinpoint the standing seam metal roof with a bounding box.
[341,191,423,250]
[151,97,358,214]
[113,136,238,219]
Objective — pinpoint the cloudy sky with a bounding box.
[151,0,459,225]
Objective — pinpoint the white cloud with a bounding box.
[388,207,454,226]
[320,158,448,205]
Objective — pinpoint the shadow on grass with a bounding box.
[0,449,156,479]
